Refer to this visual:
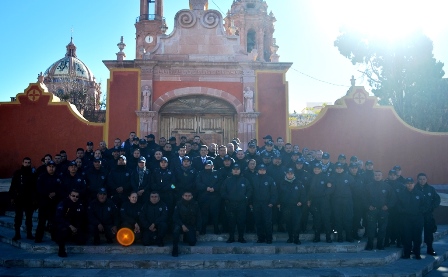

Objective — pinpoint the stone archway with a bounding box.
[137,87,258,148]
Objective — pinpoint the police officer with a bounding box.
[221,164,252,243]
[348,162,366,240]
[384,169,404,247]
[364,170,395,250]
[397,178,425,259]
[174,156,197,200]
[85,158,108,201]
[35,161,61,243]
[278,168,305,244]
[251,164,277,244]
[87,188,120,245]
[54,189,87,257]
[119,192,142,242]
[331,162,355,242]
[151,157,176,228]
[172,191,202,257]
[294,158,312,233]
[195,160,221,234]
[139,191,168,246]
[9,157,37,240]
[267,153,286,233]
[308,163,334,243]
[416,173,441,256]
[130,157,151,204]
[107,155,131,208]
[60,160,87,201]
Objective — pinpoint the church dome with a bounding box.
[43,38,95,83]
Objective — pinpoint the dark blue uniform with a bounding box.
[308,172,334,242]
[397,187,425,258]
[331,172,355,242]
[107,165,131,208]
[55,196,87,253]
[221,174,253,242]
[87,198,120,244]
[139,200,168,246]
[195,168,221,234]
[416,182,441,254]
[278,176,305,243]
[251,173,277,243]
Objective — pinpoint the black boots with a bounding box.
[26,227,34,240]
[313,232,320,243]
[58,244,67,258]
[293,235,301,245]
[172,245,179,257]
[326,233,333,243]
[12,229,21,241]
[427,245,437,256]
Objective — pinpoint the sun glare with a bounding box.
[313,0,445,41]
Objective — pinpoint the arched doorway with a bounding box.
[159,95,237,146]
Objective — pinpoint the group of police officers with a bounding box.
[9,133,441,259]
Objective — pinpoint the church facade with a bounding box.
[104,0,291,147]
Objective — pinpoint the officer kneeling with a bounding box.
[172,191,202,257]
[54,189,87,257]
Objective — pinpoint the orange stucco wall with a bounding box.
[290,87,448,184]
[0,84,104,178]
[106,70,140,145]
[257,72,288,142]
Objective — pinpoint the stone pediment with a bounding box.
[148,9,247,62]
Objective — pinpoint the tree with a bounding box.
[334,29,448,131]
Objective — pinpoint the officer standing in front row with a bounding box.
[221,164,253,243]
[416,173,441,256]
[396,178,425,259]
[251,164,277,244]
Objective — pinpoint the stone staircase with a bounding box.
[0,212,447,276]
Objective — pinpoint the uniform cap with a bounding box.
[119,155,126,161]
[388,169,397,175]
[258,164,267,170]
[393,165,401,170]
[138,157,146,163]
[133,137,140,141]
[295,158,305,164]
[146,134,155,139]
[350,156,358,162]
[232,163,241,169]
[93,158,102,163]
[205,160,213,165]
[313,163,322,169]
[169,136,176,141]
[335,162,344,168]
[139,139,147,144]
[98,187,107,195]
[261,151,272,158]
[286,168,295,173]
[366,160,374,165]
[182,156,192,162]
[161,157,168,162]
[223,155,232,161]
[86,141,94,146]
[263,135,272,140]
[248,142,256,148]
[47,160,56,166]
[322,152,330,159]
[69,160,77,166]
[405,177,414,184]
[349,162,358,168]
[273,153,282,159]
[338,154,346,159]
[266,141,274,146]
[292,151,300,156]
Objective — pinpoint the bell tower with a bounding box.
[135,0,168,59]
[224,0,277,62]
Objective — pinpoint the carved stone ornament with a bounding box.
[178,10,197,28]
[200,10,221,29]
[190,0,208,10]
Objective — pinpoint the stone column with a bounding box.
[135,111,158,138]
[238,112,260,150]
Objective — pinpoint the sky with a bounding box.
[0,0,447,112]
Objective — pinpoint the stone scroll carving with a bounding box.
[200,10,221,29]
[178,10,197,28]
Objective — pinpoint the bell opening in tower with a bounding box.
[247,30,256,53]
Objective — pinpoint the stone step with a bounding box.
[0,225,366,255]
[0,214,337,242]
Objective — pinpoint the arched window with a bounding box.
[247,29,256,53]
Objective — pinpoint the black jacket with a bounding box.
[139,200,168,229]
[173,199,202,229]
[9,166,37,204]
[220,174,252,202]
